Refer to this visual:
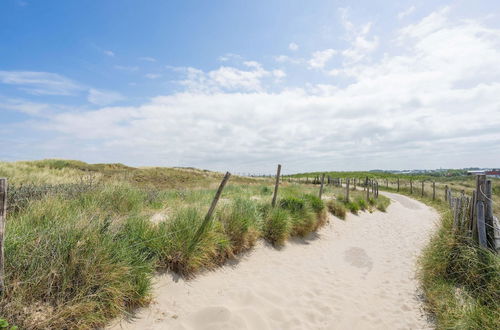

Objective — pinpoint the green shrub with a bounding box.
[260,185,272,195]
[346,201,360,214]
[289,208,317,237]
[0,318,18,330]
[263,208,290,247]
[163,207,230,275]
[2,197,154,329]
[302,194,325,213]
[279,196,305,213]
[327,200,346,219]
[218,198,261,254]
[355,197,367,210]
[376,196,390,212]
[420,209,500,329]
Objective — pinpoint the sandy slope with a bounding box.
[109,192,438,330]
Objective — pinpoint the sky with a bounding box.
[1,0,500,174]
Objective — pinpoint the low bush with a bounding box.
[346,201,360,214]
[420,208,500,329]
[218,198,261,254]
[279,196,305,213]
[376,196,390,212]
[355,197,367,211]
[289,208,317,237]
[262,208,290,247]
[327,200,346,219]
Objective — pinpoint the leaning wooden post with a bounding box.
[319,173,325,199]
[485,180,494,249]
[0,178,6,296]
[272,164,282,207]
[346,178,350,202]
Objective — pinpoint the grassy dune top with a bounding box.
[0,159,257,187]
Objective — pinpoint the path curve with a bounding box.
[109,192,439,330]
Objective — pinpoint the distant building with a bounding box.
[467,169,500,178]
[486,170,500,178]
[467,170,485,175]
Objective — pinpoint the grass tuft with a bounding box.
[327,200,346,219]
[262,208,290,247]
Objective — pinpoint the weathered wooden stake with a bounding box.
[432,182,436,200]
[410,180,413,194]
[346,178,350,202]
[485,180,494,249]
[444,185,448,202]
[272,165,282,207]
[0,178,6,296]
[319,173,325,199]
[397,178,400,192]
[366,181,370,201]
[476,200,487,248]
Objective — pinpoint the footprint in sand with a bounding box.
[344,247,373,272]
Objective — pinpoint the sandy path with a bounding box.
[109,192,438,330]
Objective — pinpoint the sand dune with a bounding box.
[109,192,438,330]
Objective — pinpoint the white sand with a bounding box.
[109,192,438,330]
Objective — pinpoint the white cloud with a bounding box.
[339,8,379,64]
[288,42,299,51]
[87,89,124,105]
[5,8,500,171]
[179,62,272,92]
[0,71,83,95]
[398,5,416,20]
[145,73,162,79]
[218,53,243,62]
[274,55,302,64]
[0,98,50,115]
[308,49,337,69]
[103,50,115,57]
[139,56,157,62]
[114,65,139,72]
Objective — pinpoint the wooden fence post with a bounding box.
[346,178,350,202]
[319,173,325,199]
[0,178,7,296]
[432,182,436,200]
[444,185,448,202]
[476,200,487,248]
[272,165,282,207]
[421,181,424,197]
[485,180,494,249]
[410,179,413,194]
[397,178,400,192]
[366,181,370,201]
[190,172,231,252]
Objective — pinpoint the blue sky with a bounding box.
[1,0,500,174]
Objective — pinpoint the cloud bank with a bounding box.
[2,8,500,173]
